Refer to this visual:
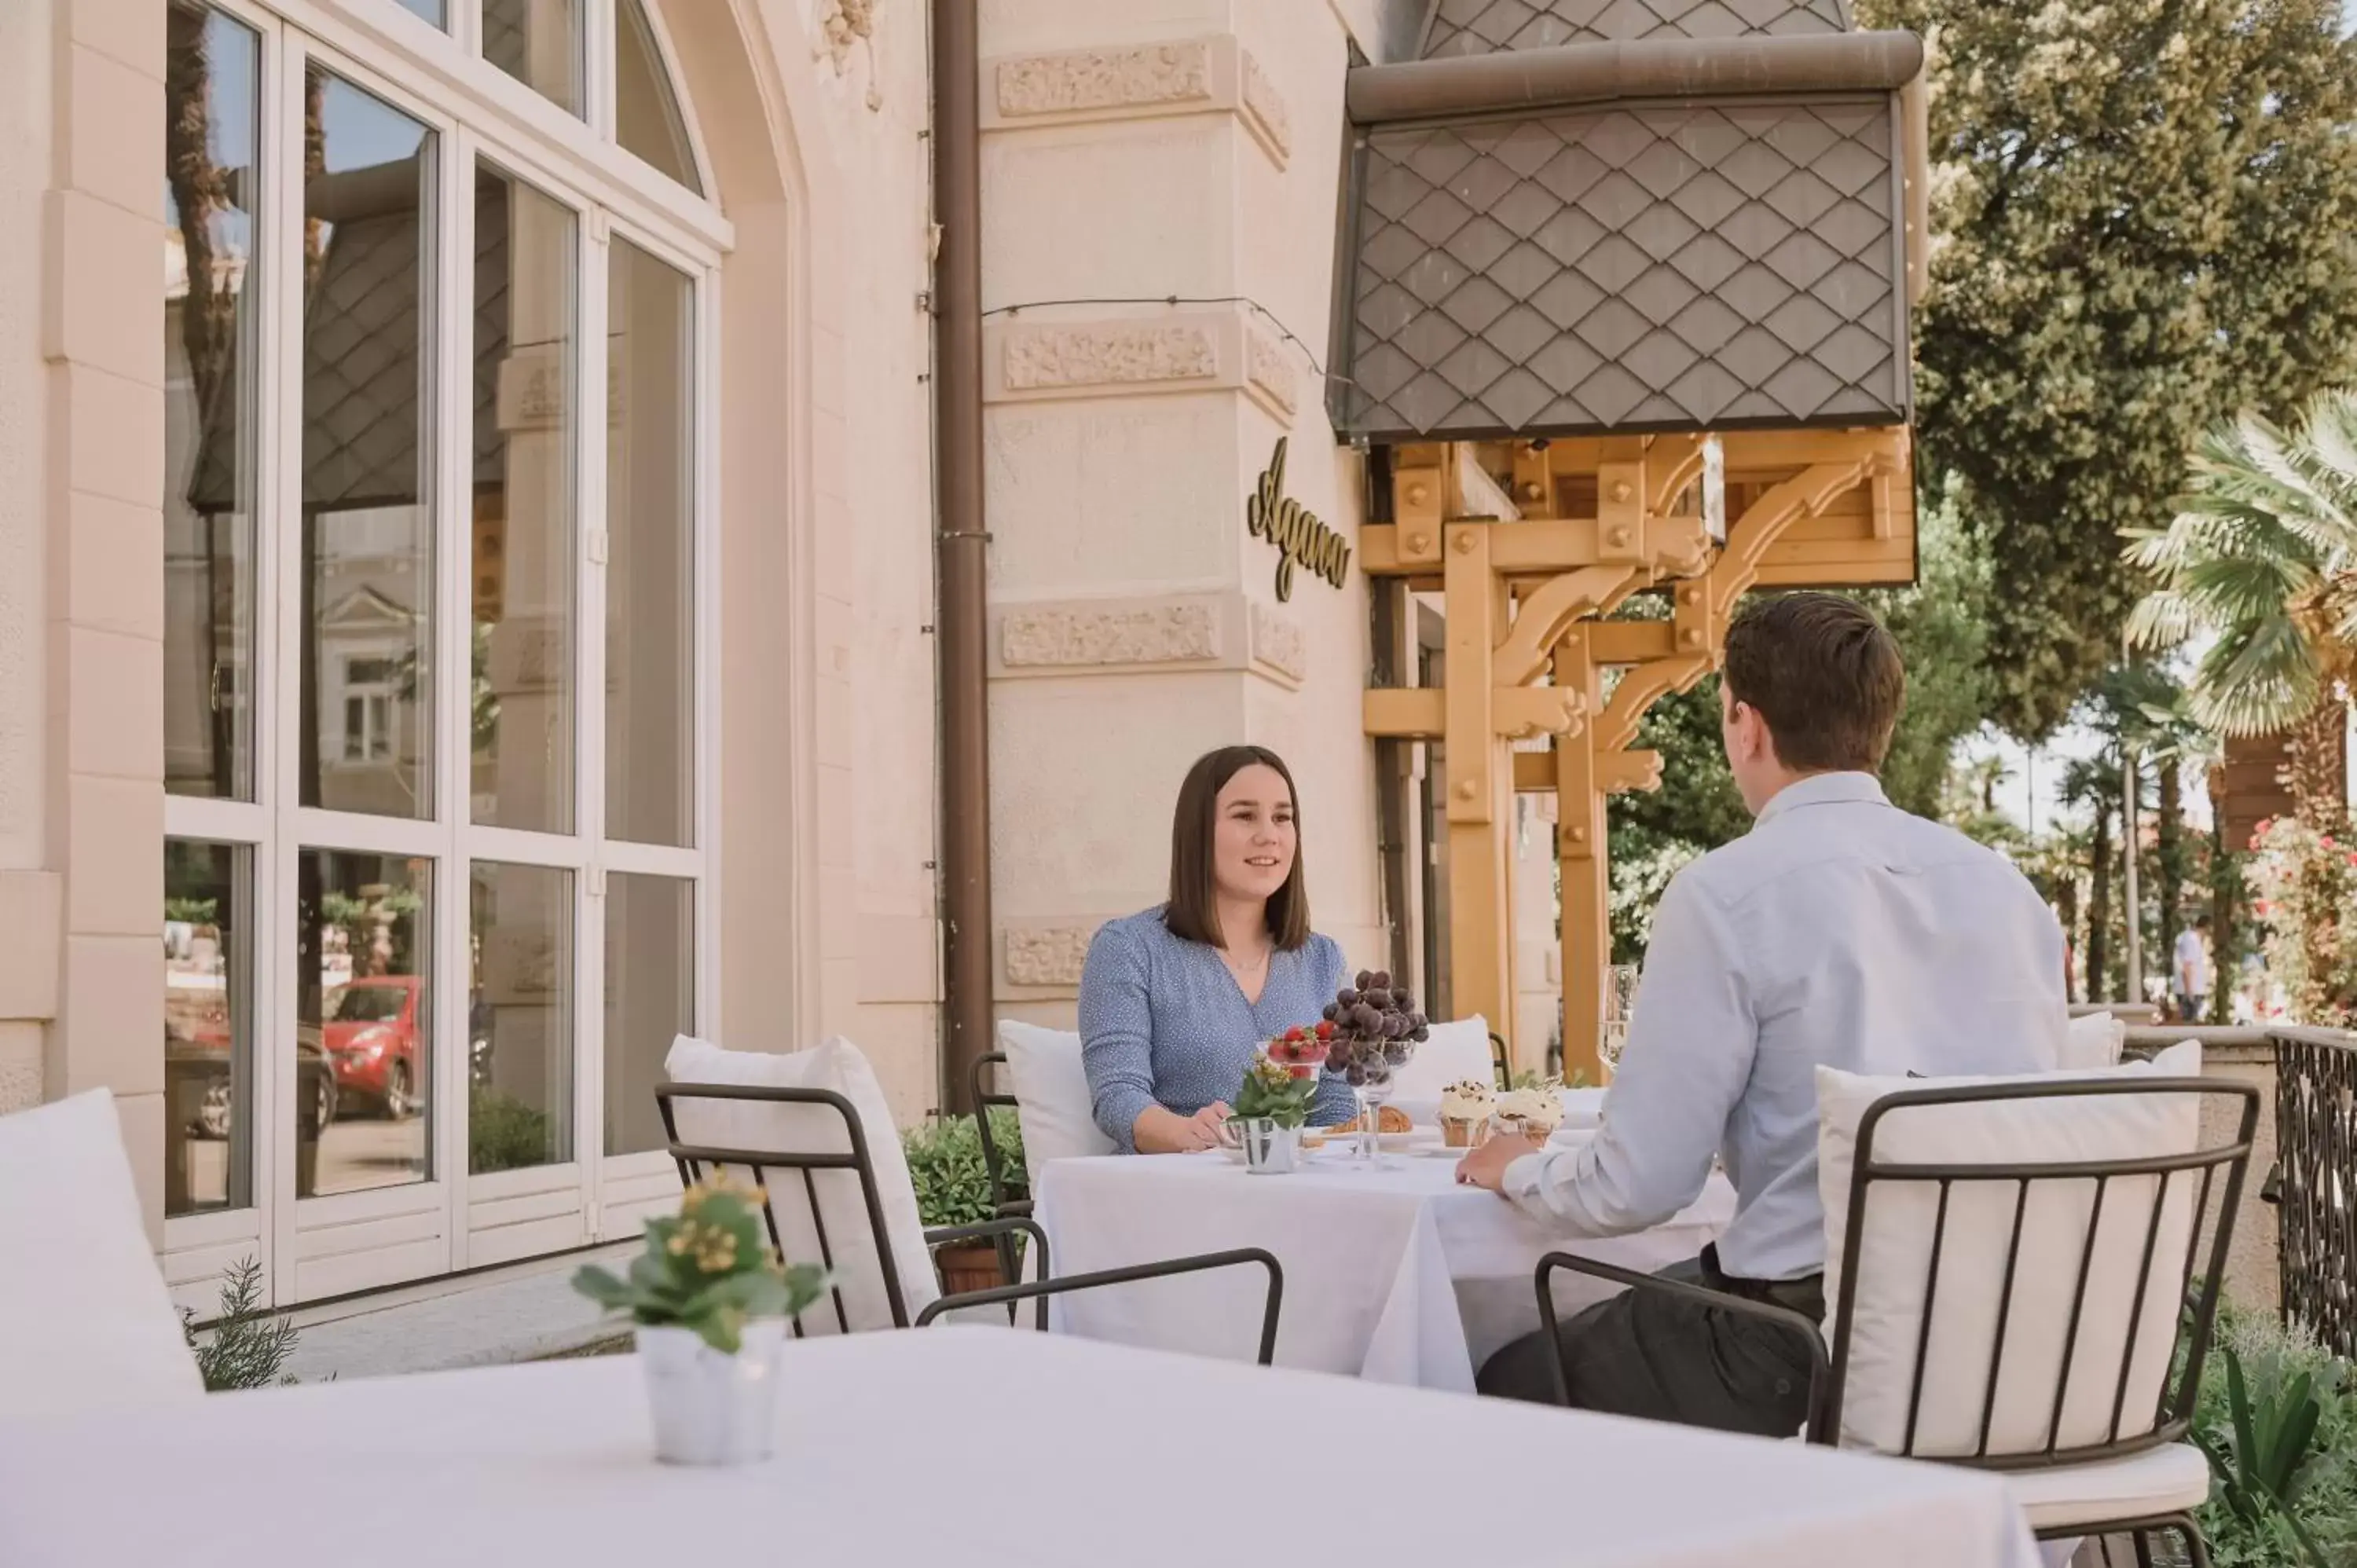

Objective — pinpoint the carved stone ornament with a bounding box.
[813,0,883,112]
[1239,49,1292,159]
[1244,328,1299,417]
[1249,600,1307,683]
[995,40,1212,119]
[1002,602,1221,669]
[1002,324,1218,394]
[1005,926,1091,988]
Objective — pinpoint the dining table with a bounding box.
[0,1326,2043,1567]
[1032,1122,1737,1390]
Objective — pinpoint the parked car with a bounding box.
[323,975,424,1120]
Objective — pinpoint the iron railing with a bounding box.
[2273,1027,2357,1360]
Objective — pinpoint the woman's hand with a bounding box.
[1133,1101,1230,1154]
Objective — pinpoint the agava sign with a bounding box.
[1246,438,1350,602]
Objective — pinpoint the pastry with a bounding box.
[1439,1079,1495,1149]
[1330,1104,1412,1136]
[1496,1085,1563,1145]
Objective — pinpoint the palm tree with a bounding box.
[2127,389,2357,826]
[2060,755,2120,1001]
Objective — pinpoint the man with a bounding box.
[1459,593,2068,1434]
[2174,912,2212,1024]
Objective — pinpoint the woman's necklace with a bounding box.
[1220,937,1273,996]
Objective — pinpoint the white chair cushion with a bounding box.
[2059,1012,2127,1071]
[1386,1014,1494,1105]
[2001,1441,2212,1533]
[0,1090,206,1417]
[662,1035,938,1333]
[1817,1040,2205,1459]
[997,1020,1116,1168]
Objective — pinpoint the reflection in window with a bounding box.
[301,70,438,819]
[391,0,446,27]
[472,167,577,833]
[164,4,260,801]
[604,873,691,1155]
[165,841,249,1216]
[297,851,431,1196]
[607,240,694,846]
[483,0,584,117]
[615,0,700,192]
[469,863,574,1174]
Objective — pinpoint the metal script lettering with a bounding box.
[1245,438,1350,602]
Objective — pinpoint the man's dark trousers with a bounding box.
[1474,1245,1824,1439]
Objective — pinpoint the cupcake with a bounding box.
[1496,1086,1564,1146]
[1439,1080,1495,1149]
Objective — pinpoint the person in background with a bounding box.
[2174,911,2212,1024]
[1078,746,1356,1153]
[1457,593,2069,1434]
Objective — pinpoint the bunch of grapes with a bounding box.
[1320,969,1429,1088]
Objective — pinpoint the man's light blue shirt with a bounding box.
[1503,771,2068,1280]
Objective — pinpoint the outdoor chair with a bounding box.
[0,1090,207,1418]
[658,1077,1285,1365]
[1537,1057,2254,1566]
[970,1050,1029,1284]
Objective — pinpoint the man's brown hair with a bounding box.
[1721,593,1905,775]
[1163,746,1312,952]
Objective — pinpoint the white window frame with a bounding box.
[162,0,723,1310]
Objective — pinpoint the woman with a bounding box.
[1079,746,1356,1153]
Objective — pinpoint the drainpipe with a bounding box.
[932,0,992,1115]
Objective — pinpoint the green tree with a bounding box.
[1857,0,2357,738]
[2059,754,2121,1001]
[2129,388,2357,826]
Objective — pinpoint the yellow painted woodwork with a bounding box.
[1372,426,1914,1072]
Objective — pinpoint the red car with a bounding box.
[324,976,425,1120]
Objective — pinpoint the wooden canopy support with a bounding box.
[1362,428,1914,1079]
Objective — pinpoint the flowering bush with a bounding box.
[2247,816,2357,1027]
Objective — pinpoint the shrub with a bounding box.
[181,1257,301,1390]
[901,1108,1025,1229]
[2194,1306,2357,1567]
[469,1083,553,1174]
[2247,816,2357,1026]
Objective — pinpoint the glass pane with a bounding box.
[298,850,431,1196]
[606,240,694,846]
[163,5,260,801]
[615,0,700,192]
[392,0,446,27]
[471,167,577,833]
[483,0,584,117]
[301,70,437,819]
[164,841,250,1215]
[468,863,574,1174]
[603,873,692,1156]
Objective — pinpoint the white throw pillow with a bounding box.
[1387,1014,1494,1104]
[2058,1011,2127,1071]
[996,1020,1115,1169]
[0,1090,206,1417]
[662,1035,939,1333]
[1817,1040,2205,1459]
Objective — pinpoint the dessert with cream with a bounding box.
[1438,1080,1495,1149]
[1496,1085,1563,1143]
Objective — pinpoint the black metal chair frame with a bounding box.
[969,1052,1032,1283]
[1538,1076,2258,1564]
[656,1083,1285,1363]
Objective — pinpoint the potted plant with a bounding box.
[573,1175,827,1466]
[904,1109,1026,1292]
[1231,1039,1322,1174]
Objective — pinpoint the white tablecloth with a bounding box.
[1034,1134,1736,1390]
[0,1330,2040,1568]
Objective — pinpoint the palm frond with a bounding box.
[2192,617,2322,737]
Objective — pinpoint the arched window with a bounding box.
[161,0,722,1302]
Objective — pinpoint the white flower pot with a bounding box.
[636,1319,786,1466]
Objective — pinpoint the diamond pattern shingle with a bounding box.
[1336,98,1904,438]
[1423,0,1849,57]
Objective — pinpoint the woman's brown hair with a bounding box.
[1162,746,1311,951]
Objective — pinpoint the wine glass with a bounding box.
[1599,964,1640,1078]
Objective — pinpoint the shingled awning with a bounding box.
[1330,8,1927,442]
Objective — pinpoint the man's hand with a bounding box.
[1455,1134,1531,1193]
